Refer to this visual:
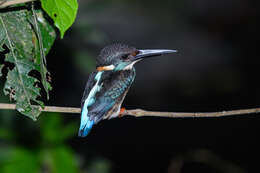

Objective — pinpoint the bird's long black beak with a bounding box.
[132,49,177,61]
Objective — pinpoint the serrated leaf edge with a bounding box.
[0,15,39,116]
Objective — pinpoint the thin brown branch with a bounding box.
[0,103,81,113]
[122,108,260,118]
[1,103,260,118]
[0,0,36,8]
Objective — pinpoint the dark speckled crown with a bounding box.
[96,43,137,67]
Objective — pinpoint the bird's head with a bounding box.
[96,43,177,71]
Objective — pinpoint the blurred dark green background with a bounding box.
[0,0,259,172]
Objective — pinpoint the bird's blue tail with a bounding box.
[78,104,94,137]
[78,117,94,137]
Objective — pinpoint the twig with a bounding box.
[1,103,260,118]
[0,103,81,113]
[0,0,35,8]
[122,108,260,118]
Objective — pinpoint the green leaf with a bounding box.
[41,113,63,143]
[40,0,78,38]
[30,6,56,99]
[40,113,77,143]
[0,11,42,119]
[60,121,78,141]
[0,8,55,120]
[43,146,80,173]
[0,147,40,173]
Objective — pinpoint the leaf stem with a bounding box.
[31,2,50,99]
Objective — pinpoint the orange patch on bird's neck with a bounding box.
[96,65,115,71]
[97,66,105,71]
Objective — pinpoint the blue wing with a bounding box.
[79,71,116,137]
[78,70,135,137]
[79,71,105,137]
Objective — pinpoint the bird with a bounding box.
[78,43,177,137]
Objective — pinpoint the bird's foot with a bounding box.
[118,107,126,118]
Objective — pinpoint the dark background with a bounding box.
[1,0,259,172]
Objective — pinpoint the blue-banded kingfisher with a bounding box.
[78,43,177,137]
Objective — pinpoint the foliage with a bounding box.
[0,147,40,173]
[0,8,55,120]
[0,111,112,173]
[0,113,80,173]
[0,1,78,120]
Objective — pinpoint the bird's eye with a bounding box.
[121,54,129,60]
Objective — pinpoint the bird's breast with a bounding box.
[99,69,136,118]
[98,69,136,99]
